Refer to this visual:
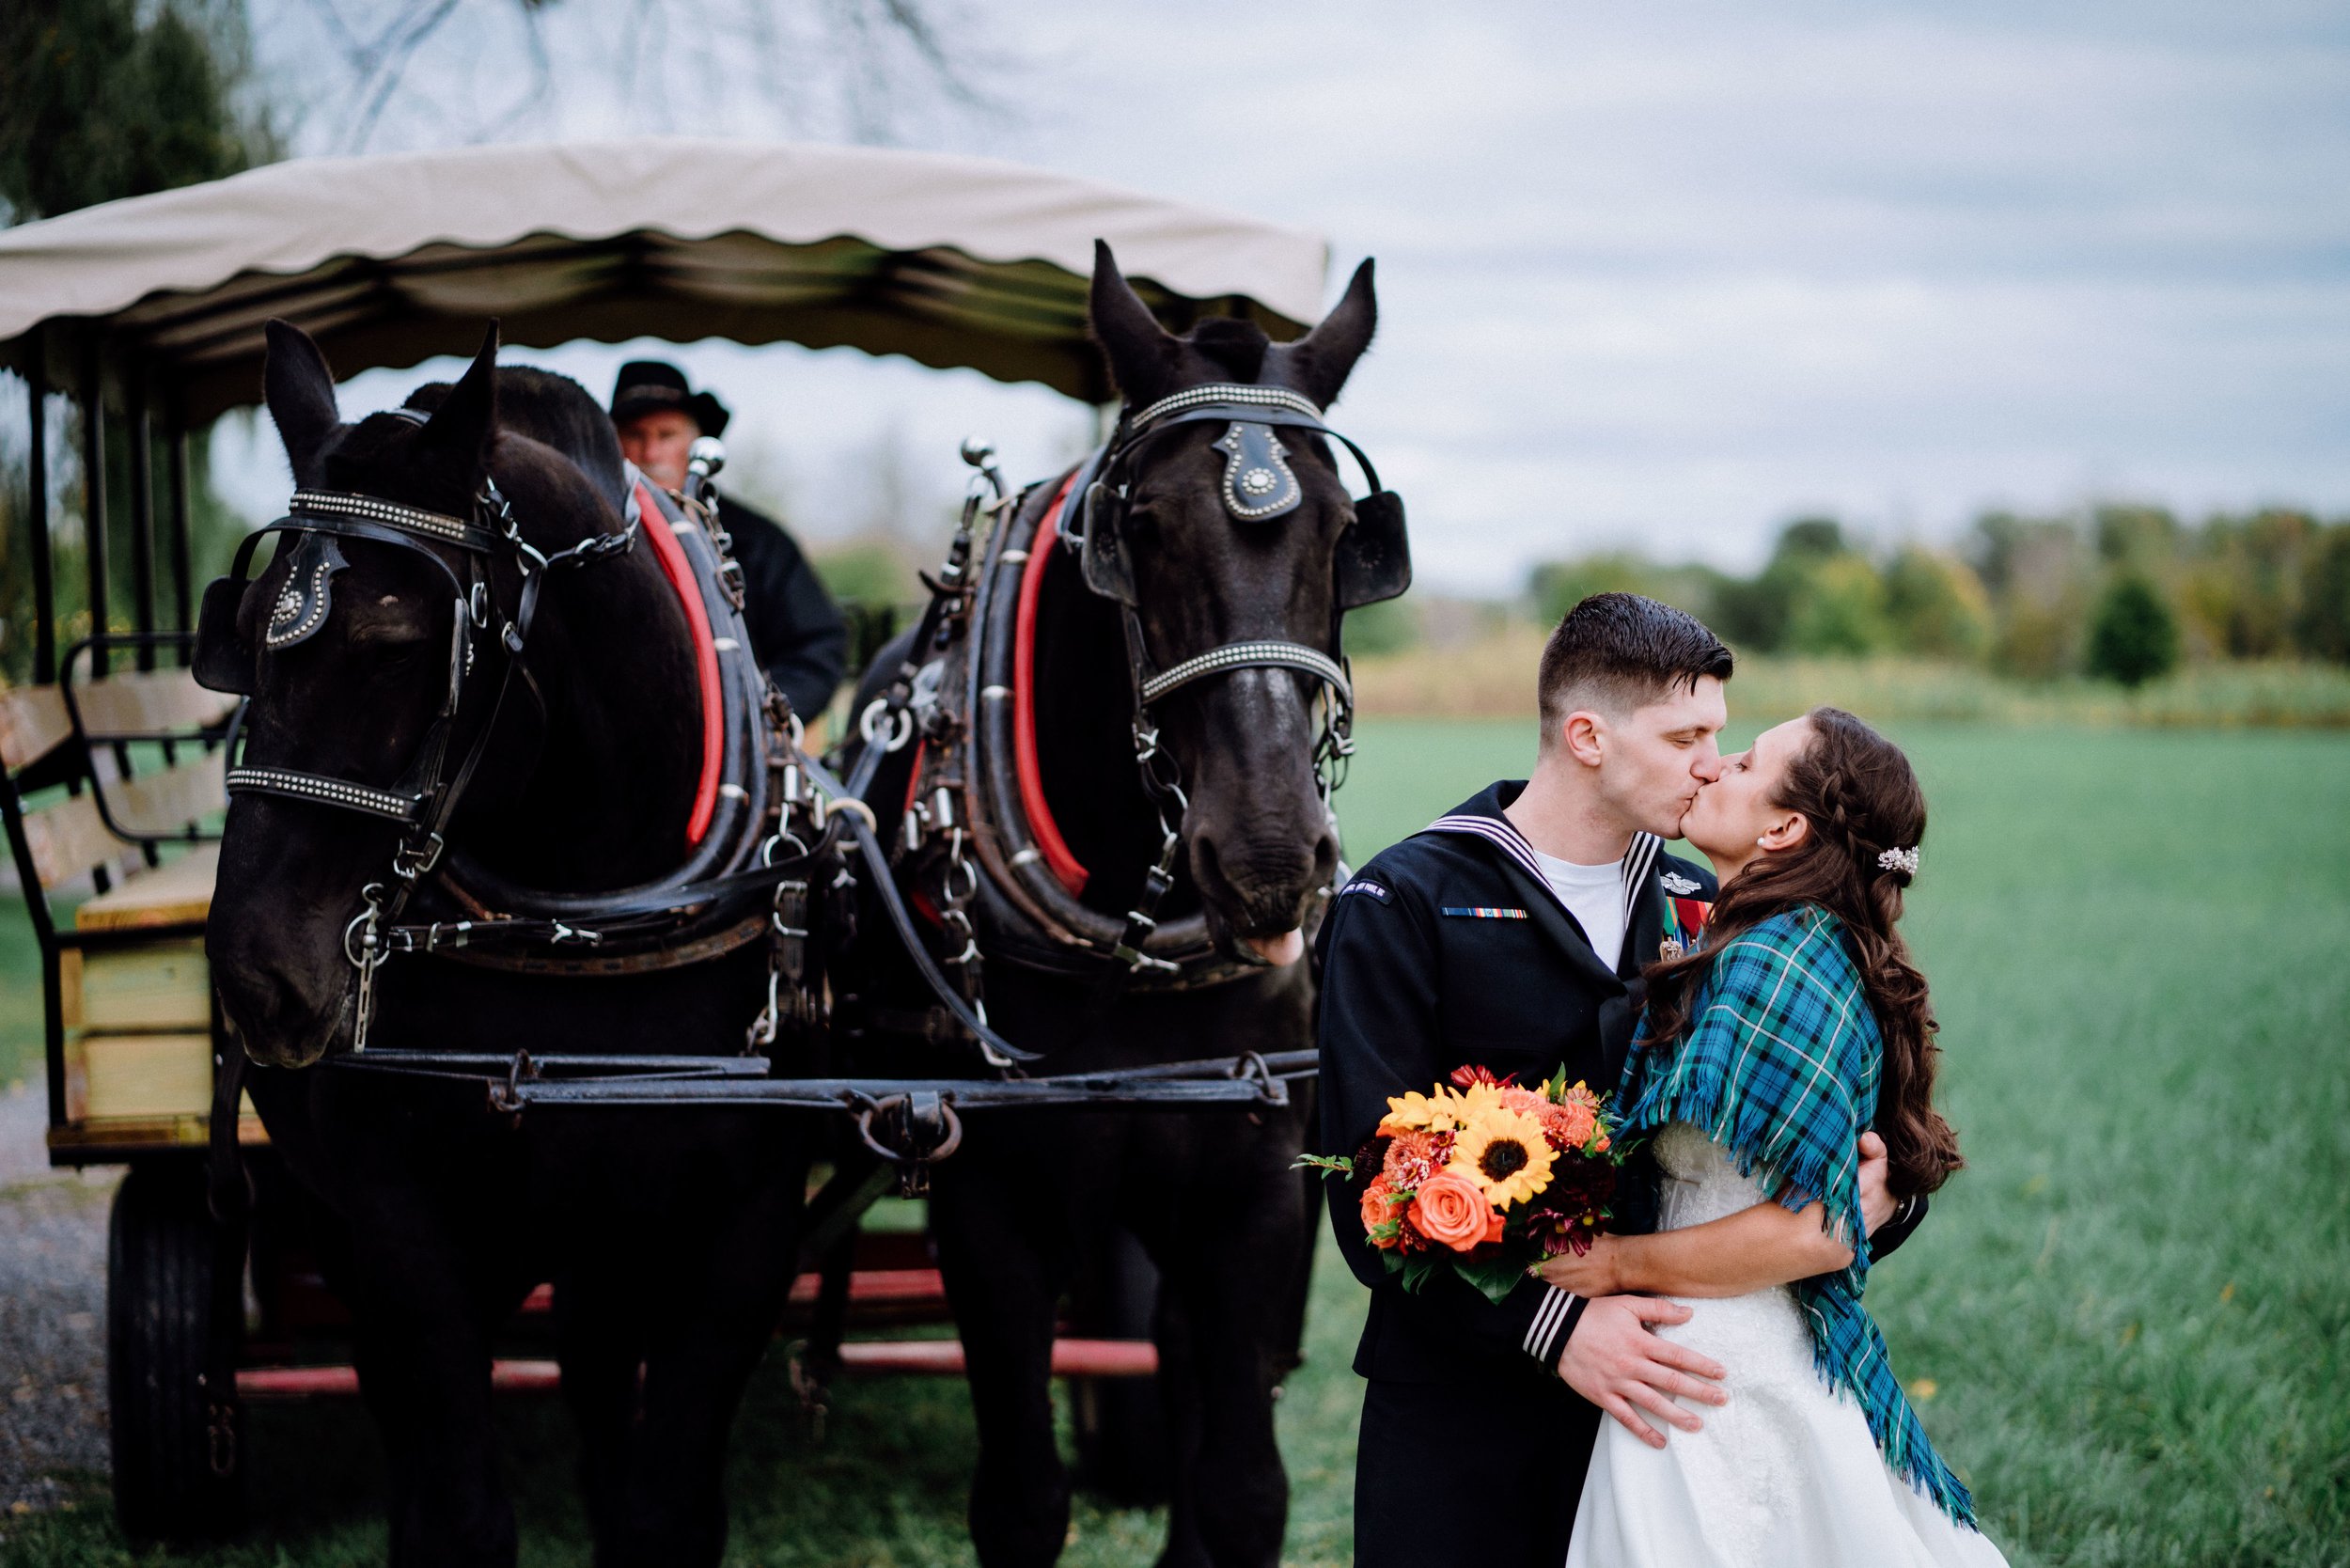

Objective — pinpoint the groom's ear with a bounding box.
[1559,710,1608,768]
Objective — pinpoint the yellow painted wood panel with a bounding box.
[64,1033,216,1121]
[61,940,211,1031]
[75,842,219,930]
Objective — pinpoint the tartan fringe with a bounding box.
[1623,1073,1981,1530]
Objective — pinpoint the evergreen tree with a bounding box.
[0,0,273,222]
[2087,576,2180,688]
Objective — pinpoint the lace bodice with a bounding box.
[1652,1120,1778,1231]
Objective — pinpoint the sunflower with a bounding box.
[1447,1105,1557,1209]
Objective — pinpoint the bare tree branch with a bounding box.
[280,0,1008,153]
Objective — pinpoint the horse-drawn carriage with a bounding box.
[0,138,1405,1560]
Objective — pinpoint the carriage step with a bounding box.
[233,1338,1158,1400]
[238,1360,564,1399]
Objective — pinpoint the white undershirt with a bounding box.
[1533,850,1626,969]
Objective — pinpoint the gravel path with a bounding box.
[0,1078,118,1512]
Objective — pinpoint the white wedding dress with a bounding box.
[1564,1122,2009,1568]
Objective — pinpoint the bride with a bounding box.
[1543,706,2007,1568]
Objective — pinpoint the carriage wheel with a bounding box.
[1066,1225,1172,1506]
[108,1158,244,1542]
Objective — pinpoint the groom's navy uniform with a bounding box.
[1317,782,1923,1566]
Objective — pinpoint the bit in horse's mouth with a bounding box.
[1242,929,1305,967]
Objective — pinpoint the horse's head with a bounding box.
[1085,244,1399,964]
[202,321,555,1068]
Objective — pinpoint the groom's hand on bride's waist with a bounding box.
[1556,1296,1728,1450]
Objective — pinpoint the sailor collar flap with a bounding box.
[1415,782,1666,984]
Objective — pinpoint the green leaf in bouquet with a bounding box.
[1454,1247,1542,1306]
[1292,1152,1361,1181]
[1398,1252,1440,1294]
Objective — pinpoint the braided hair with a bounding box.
[1642,706,1964,1196]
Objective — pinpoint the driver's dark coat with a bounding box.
[717,494,847,720]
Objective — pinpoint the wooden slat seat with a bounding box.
[74,841,220,929]
[21,752,225,888]
[0,683,72,771]
[6,661,243,1163]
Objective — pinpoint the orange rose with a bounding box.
[1410,1171,1499,1253]
[1498,1086,1550,1116]
[1360,1176,1406,1247]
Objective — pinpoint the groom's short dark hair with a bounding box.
[1538,593,1733,742]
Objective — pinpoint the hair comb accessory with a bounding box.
[1877,846,1920,875]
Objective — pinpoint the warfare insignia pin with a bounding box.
[1659,871,1701,896]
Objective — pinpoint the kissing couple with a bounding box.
[1316,593,2011,1567]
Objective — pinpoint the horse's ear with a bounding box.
[263,320,340,478]
[1278,258,1377,409]
[422,322,500,469]
[1088,241,1181,406]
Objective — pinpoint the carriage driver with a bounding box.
[610,360,849,721]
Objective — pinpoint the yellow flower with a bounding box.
[1454,1080,1511,1122]
[1447,1106,1557,1209]
[1379,1089,1463,1135]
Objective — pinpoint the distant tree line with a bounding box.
[1528,507,2350,687]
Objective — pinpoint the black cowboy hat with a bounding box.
[609,360,730,437]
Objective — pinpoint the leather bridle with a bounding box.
[1048,382,1402,974]
[196,442,643,1046]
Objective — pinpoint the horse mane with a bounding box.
[402,367,630,513]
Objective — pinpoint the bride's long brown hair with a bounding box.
[1642,706,1964,1196]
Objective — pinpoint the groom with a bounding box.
[1317,593,1925,1566]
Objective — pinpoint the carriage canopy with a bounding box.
[0,137,1331,420]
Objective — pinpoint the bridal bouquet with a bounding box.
[1302,1066,1624,1304]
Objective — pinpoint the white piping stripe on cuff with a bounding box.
[1524,1283,1574,1360]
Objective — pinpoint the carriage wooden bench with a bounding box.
[0,635,248,1158]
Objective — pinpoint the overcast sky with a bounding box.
[214,0,2350,593]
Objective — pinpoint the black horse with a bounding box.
[845,247,1385,1567]
[203,324,808,1566]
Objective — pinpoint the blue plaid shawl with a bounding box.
[1618,905,1976,1526]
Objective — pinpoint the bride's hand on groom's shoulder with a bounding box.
[1554,1294,1728,1450]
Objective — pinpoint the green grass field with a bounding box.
[5,720,2346,1567]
